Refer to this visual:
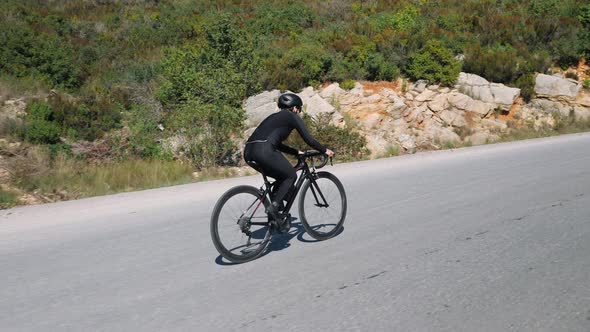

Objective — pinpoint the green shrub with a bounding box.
[0,188,18,209]
[27,101,53,121]
[159,15,261,107]
[126,105,167,159]
[0,20,80,90]
[463,44,522,84]
[49,93,121,141]
[286,113,368,161]
[340,79,356,90]
[583,79,590,89]
[364,52,399,81]
[405,40,461,86]
[25,119,61,144]
[168,101,244,168]
[515,74,536,103]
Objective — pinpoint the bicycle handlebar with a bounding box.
[296,150,333,170]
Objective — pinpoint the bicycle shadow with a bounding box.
[215,219,344,265]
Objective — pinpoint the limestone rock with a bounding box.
[319,83,345,101]
[535,74,580,100]
[243,90,281,127]
[574,106,590,120]
[411,80,428,93]
[480,118,508,131]
[421,118,461,143]
[447,92,493,117]
[414,89,437,102]
[456,72,520,110]
[427,94,450,113]
[530,99,572,117]
[396,134,416,151]
[465,131,499,145]
[1,98,27,121]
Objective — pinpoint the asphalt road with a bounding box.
[2,133,590,332]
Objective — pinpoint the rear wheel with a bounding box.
[298,172,347,240]
[210,185,271,263]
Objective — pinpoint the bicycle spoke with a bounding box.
[211,186,271,262]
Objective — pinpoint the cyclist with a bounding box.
[244,93,334,228]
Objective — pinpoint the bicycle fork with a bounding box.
[309,175,329,208]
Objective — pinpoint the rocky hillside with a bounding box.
[244,71,590,158]
[1,69,590,208]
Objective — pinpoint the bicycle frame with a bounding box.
[252,153,331,225]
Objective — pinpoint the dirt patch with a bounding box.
[577,58,589,81]
[360,80,401,95]
[498,102,519,122]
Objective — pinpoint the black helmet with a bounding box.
[277,93,303,110]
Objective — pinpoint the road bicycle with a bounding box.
[210,151,347,263]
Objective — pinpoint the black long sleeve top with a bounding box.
[246,110,326,155]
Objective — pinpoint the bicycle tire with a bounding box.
[210,185,272,263]
[298,171,347,240]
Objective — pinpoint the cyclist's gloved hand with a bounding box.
[325,148,335,157]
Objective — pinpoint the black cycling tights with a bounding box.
[244,142,296,205]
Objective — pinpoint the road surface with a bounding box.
[2,133,590,331]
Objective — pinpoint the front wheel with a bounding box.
[210,185,272,263]
[298,172,347,240]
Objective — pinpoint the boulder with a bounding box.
[456,72,520,110]
[535,74,580,100]
[530,99,572,117]
[480,118,508,131]
[396,134,416,151]
[465,131,500,145]
[414,89,437,102]
[447,92,493,117]
[319,83,345,101]
[421,118,461,143]
[435,108,467,128]
[364,132,391,157]
[243,90,281,127]
[577,93,590,107]
[574,106,590,120]
[411,80,428,93]
[490,83,520,107]
[438,109,458,126]
[427,93,450,112]
[403,105,429,123]
[391,119,410,135]
[362,93,382,104]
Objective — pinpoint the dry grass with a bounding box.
[2,146,195,201]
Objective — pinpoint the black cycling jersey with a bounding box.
[246,109,326,154]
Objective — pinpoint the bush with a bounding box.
[27,101,53,121]
[25,119,61,144]
[159,15,261,107]
[168,101,244,168]
[286,113,368,161]
[515,74,536,103]
[583,79,590,89]
[463,44,522,84]
[340,79,356,90]
[0,20,80,90]
[405,40,461,86]
[0,188,18,209]
[364,52,400,81]
[49,93,121,141]
[126,105,167,159]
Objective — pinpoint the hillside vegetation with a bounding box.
[1,0,589,206]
